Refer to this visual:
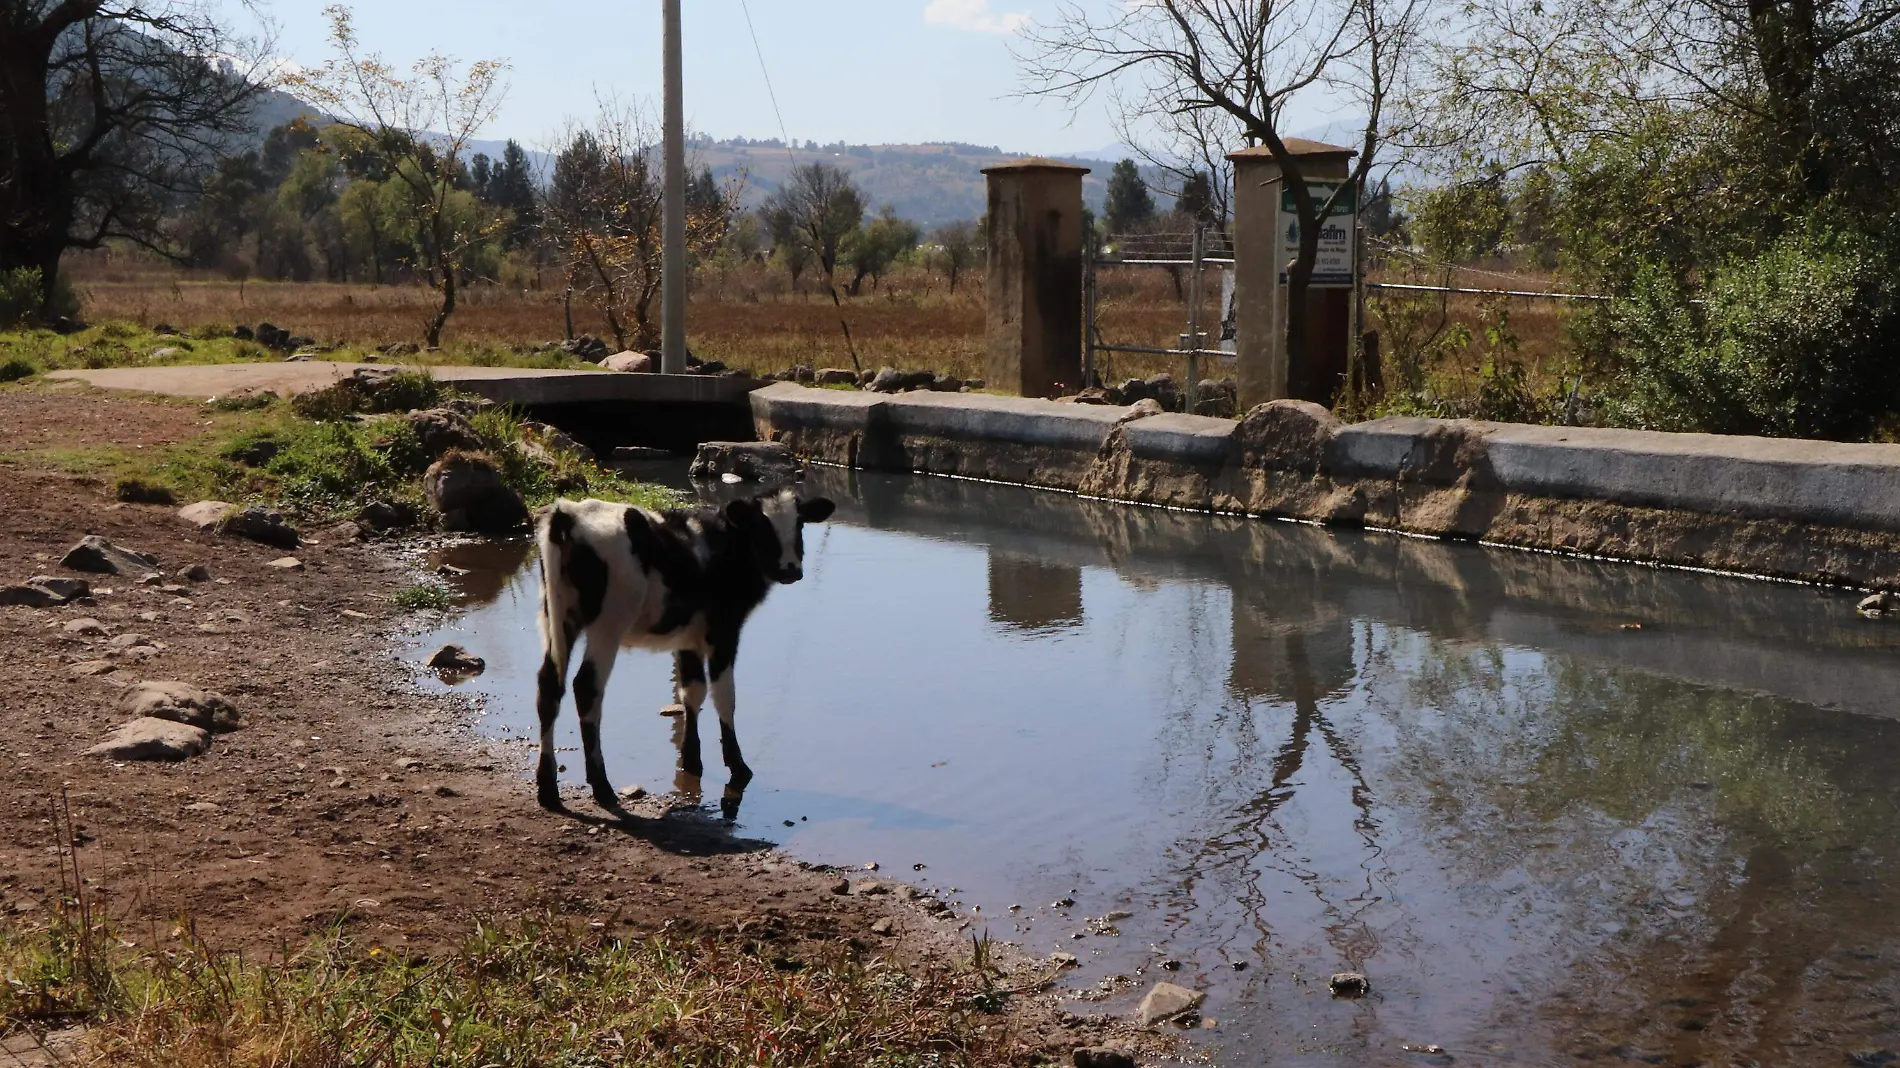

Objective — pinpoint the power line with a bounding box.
[739,0,798,168]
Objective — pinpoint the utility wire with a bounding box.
[738,0,862,372]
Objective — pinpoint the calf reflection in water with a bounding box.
[533,487,835,816]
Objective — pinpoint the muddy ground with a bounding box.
[0,385,1171,1065]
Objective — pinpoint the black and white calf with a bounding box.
[534,487,835,812]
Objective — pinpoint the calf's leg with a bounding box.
[535,613,576,811]
[573,635,622,811]
[675,650,708,781]
[709,642,752,792]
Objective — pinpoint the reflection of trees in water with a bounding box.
[432,539,536,608]
[1385,641,1900,1061]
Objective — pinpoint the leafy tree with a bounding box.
[0,0,266,317]
[1104,159,1156,234]
[1361,178,1406,241]
[762,163,864,286]
[930,219,981,293]
[761,204,812,287]
[290,4,509,346]
[1173,171,1218,225]
[844,207,921,295]
[1411,181,1509,263]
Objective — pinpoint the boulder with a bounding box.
[1192,378,1239,418]
[221,505,300,549]
[602,351,653,373]
[1142,374,1181,412]
[178,565,212,583]
[790,365,816,384]
[177,501,236,532]
[519,422,596,464]
[85,717,211,761]
[424,452,528,533]
[233,325,255,341]
[867,367,908,393]
[0,576,90,607]
[930,374,964,392]
[60,535,158,576]
[405,408,484,458]
[688,441,800,485]
[1073,1049,1137,1068]
[1069,387,1114,405]
[559,335,610,362]
[963,377,985,390]
[1137,981,1205,1026]
[62,617,108,636]
[427,643,486,675]
[119,681,242,733]
[1859,591,1899,620]
[356,500,417,533]
[267,556,304,571]
[149,346,186,361]
[815,368,859,386]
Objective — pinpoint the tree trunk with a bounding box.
[426,264,456,348]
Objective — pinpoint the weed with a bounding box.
[391,583,455,612]
[113,478,176,505]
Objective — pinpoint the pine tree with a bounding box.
[1174,171,1217,224]
[1104,159,1156,234]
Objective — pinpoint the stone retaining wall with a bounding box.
[751,382,1900,589]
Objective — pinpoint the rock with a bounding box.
[233,325,255,341]
[930,375,964,392]
[314,521,364,544]
[519,421,597,464]
[602,351,653,373]
[178,564,212,583]
[69,661,118,678]
[1329,972,1370,997]
[617,783,647,801]
[867,367,907,393]
[1142,374,1181,412]
[688,441,801,485]
[356,500,417,532]
[60,535,158,576]
[63,617,108,637]
[406,408,485,458]
[850,879,888,896]
[1073,1048,1137,1068]
[423,452,528,533]
[379,341,421,358]
[177,501,236,532]
[221,505,300,549]
[0,584,63,607]
[119,681,242,732]
[1137,981,1205,1026]
[1192,378,1239,418]
[790,365,816,383]
[149,346,186,361]
[105,633,153,650]
[427,643,485,674]
[85,717,211,761]
[829,878,851,895]
[963,378,984,390]
[815,368,859,386]
[870,917,895,935]
[267,557,304,571]
[184,801,223,815]
[1070,387,1114,405]
[0,576,89,606]
[1859,591,1899,620]
[1051,951,1080,968]
[559,335,610,362]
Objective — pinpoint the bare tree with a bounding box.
[1021,0,1425,392]
[0,0,270,316]
[289,5,507,347]
[542,101,735,350]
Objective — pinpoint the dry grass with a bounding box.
[63,251,1579,409]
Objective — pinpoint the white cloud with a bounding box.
[923,0,1031,34]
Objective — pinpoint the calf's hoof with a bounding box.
[537,783,565,812]
[591,785,623,812]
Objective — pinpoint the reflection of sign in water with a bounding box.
[1279,182,1357,287]
[1219,267,1238,362]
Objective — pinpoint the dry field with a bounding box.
[66,253,1577,405]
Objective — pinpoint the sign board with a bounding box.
[1279,182,1357,287]
[1219,267,1238,361]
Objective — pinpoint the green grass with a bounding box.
[0,914,1018,1067]
[9,376,677,524]
[391,583,456,612]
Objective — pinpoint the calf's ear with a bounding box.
[724,498,761,525]
[798,497,835,524]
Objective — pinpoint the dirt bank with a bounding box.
[0,386,1169,1065]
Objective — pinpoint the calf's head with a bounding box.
[726,489,835,583]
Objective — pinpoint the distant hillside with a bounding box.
[696,139,1121,227]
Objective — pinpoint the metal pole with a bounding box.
[660,0,687,374]
[1183,225,1205,395]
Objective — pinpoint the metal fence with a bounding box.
[1085,225,1234,392]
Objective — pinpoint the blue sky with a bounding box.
[250,0,1145,155]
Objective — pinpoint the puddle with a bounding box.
[421,468,1900,1065]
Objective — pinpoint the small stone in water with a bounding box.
[1401,1044,1447,1056]
[1160,959,1181,971]
[783,820,795,827]
[1330,972,1370,997]
[1053,897,1075,909]
[1231,961,1249,971]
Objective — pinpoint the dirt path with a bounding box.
[0,386,1163,1064]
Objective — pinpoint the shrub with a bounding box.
[1607,225,1899,439]
[391,582,456,611]
[0,356,38,382]
[0,267,72,327]
[113,478,176,505]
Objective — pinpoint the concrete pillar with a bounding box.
[983,158,1089,398]
[1228,140,1357,410]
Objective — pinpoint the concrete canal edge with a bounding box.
[751,382,1900,590]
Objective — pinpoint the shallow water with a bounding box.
[423,469,1900,1066]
